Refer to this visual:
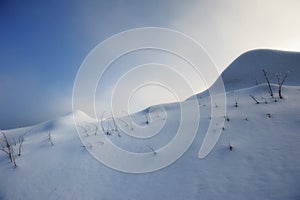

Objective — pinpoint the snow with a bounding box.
[221,49,300,91]
[0,49,300,199]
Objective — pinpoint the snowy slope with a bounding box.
[0,50,300,200]
[221,49,300,91]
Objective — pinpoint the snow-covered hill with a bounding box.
[222,49,300,91]
[0,49,300,200]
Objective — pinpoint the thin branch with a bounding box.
[100,111,106,133]
[48,131,54,146]
[277,72,289,99]
[146,145,157,156]
[18,135,24,156]
[78,125,89,137]
[250,95,260,104]
[262,69,274,98]
[0,130,16,167]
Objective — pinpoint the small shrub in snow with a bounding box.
[250,95,260,104]
[129,117,134,131]
[276,72,289,99]
[115,117,129,128]
[145,112,150,124]
[100,111,107,133]
[111,116,118,132]
[105,116,121,137]
[234,98,238,108]
[81,143,92,149]
[18,135,24,156]
[48,132,54,146]
[146,145,157,156]
[227,134,233,151]
[224,115,230,122]
[78,125,90,137]
[229,143,233,151]
[233,93,239,107]
[100,111,120,136]
[262,69,274,98]
[12,137,17,146]
[0,130,17,167]
[88,120,100,136]
[261,96,268,104]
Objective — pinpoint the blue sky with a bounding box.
[0,0,177,129]
[1,0,300,129]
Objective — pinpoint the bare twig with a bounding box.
[18,135,24,156]
[111,115,118,132]
[250,95,260,104]
[48,131,54,146]
[100,111,106,133]
[262,69,274,98]
[78,125,90,137]
[260,96,268,104]
[229,142,233,151]
[276,72,289,99]
[128,116,134,131]
[87,120,100,135]
[12,138,17,146]
[122,111,134,131]
[145,112,150,124]
[0,130,16,167]
[146,145,157,156]
[234,95,239,108]
[115,117,129,127]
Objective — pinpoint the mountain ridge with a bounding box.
[221,49,300,91]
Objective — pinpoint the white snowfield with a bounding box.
[0,49,300,200]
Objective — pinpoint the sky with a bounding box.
[1,0,300,129]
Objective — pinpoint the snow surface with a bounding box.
[221,49,300,91]
[0,49,300,199]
